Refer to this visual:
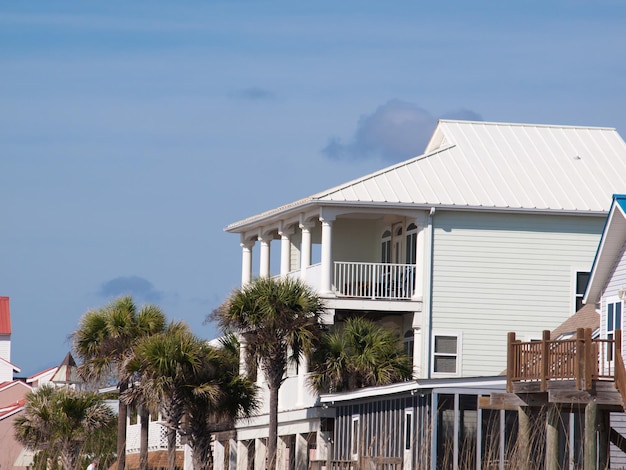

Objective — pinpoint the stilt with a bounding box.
[517,406,531,470]
[545,405,559,470]
[598,409,610,470]
[585,401,598,470]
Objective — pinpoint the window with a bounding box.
[129,405,138,425]
[351,415,360,459]
[381,230,391,263]
[404,330,414,362]
[608,300,622,360]
[404,409,413,450]
[432,334,459,374]
[405,223,418,264]
[575,272,590,312]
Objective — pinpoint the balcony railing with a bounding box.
[334,262,415,300]
[507,328,625,396]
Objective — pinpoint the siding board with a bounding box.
[431,211,603,377]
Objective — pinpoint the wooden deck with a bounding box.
[482,328,626,410]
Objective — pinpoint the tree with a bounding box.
[13,385,116,470]
[125,322,204,470]
[309,316,412,393]
[180,334,259,470]
[211,276,325,470]
[72,296,167,470]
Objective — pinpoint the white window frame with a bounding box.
[405,223,418,265]
[351,415,360,460]
[573,270,590,313]
[606,296,623,361]
[431,332,462,377]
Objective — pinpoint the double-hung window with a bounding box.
[432,333,460,375]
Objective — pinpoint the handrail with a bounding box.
[614,330,626,407]
[507,328,619,392]
[334,261,416,300]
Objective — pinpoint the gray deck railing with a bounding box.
[334,262,415,300]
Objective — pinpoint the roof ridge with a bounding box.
[438,119,616,131]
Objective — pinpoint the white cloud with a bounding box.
[323,100,483,162]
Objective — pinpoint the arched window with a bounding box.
[381,229,391,263]
[405,223,418,264]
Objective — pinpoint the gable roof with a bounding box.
[583,194,626,304]
[227,120,626,231]
[0,357,20,374]
[0,397,26,420]
[0,379,30,395]
[0,297,10,335]
[550,303,600,339]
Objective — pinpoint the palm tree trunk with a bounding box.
[117,381,128,470]
[267,384,279,470]
[140,407,149,470]
[167,427,177,470]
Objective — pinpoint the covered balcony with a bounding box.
[237,208,430,303]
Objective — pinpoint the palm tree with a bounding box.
[212,276,325,470]
[125,321,204,470]
[72,296,167,470]
[181,334,259,470]
[14,385,116,470]
[309,316,412,393]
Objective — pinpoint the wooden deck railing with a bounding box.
[506,328,623,393]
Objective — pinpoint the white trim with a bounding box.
[350,414,360,460]
[431,331,462,377]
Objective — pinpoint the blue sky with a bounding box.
[2,1,626,376]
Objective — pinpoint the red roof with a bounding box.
[0,297,10,334]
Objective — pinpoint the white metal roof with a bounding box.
[227,120,626,231]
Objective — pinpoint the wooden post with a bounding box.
[598,409,610,470]
[616,329,623,367]
[585,328,593,389]
[584,401,597,470]
[507,332,516,393]
[518,406,531,470]
[545,405,559,470]
[577,327,585,390]
[541,330,550,392]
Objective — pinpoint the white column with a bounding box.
[278,224,293,277]
[237,441,249,470]
[299,222,313,281]
[241,241,254,286]
[254,438,266,470]
[295,433,309,470]
[412,215,428,301]
[316,430,330,462]
[276,436,287,470]
[239,335,247,376]
[319,216,334,294]
[184,444,193,470]
[228,438,238,470]
[259,234,271,278]
[412,327,422,378]
[214,440,225,470]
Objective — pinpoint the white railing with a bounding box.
[334,262,416,300]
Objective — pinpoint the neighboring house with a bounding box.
[217,120,626,470]
[125,409,186,470]
[583,194,626,468]
[584,194,626,350]
[0,297,33,470]
[0,296,20,382]
[0,380,32,470]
